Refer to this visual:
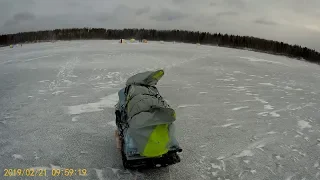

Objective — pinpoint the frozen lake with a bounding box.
[1,40,320,180]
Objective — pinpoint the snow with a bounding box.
[12,154,24,160]
[298,120,312,129]
[1,40,320,180]
[221,123,236,127]
[95,169,104,180]
[254,97,268,104]
[267,131,277,135]
[107,121,117,127]
[232,106,249,111]
[67,93,119,115]
[71,116,79,122]
[210,163,221,170]
[259,83,275,86]
[270,111,281,117]
[52,90,64,95]
[177,104,201,108]
[239,56,286,65]
[39,80,50,83]
[264,105,274,110]
[235,150,254,157]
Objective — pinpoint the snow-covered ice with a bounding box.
[177,104,201,108]
[52,90,64,95]
[71,116,79,122]
[264,105,274,110]
[221,123,236,127]
[107,121,117,127]
[67,93,118,115]
[298,120,312,129]
[1,40,320,180]
[235,150,254,157]
[259,83,275,86]
[12,154,24,160]
[232,106,249,111]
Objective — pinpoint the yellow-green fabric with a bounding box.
[126,69,164,86]
[151,70,164,81]
[142,124,169,157]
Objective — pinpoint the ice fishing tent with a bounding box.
[119,39,126,44]
[130,38,136,43]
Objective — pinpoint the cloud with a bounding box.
[96,13,110,22]
[172,0,187,4]
[210,2,217,6]
[223,0,247,9]
[151,8,187,21]
[66,2,79,7]
[13,12,35,22]
[254,18,279,26]
[4,12,35,26]
[136,6,150,15]
[216,11,239,17]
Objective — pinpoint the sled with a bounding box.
[114,69,182,170]
[115,129,182,170]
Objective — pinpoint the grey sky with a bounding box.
[0,0,319,50]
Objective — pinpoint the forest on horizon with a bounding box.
[0,28,319,64]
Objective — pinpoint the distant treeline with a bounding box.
[0,28,319,64]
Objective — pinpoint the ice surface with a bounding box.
[95,169,104,180]
[235,150,254,157]
[1,40,320,180]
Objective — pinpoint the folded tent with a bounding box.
[116,70,180,158]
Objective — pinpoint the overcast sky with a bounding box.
[0,0,319,50]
